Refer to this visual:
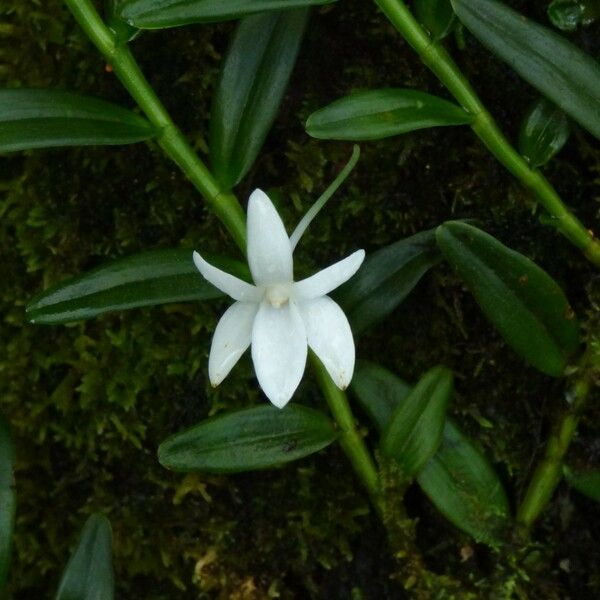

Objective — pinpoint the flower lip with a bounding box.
[264,282,293,308]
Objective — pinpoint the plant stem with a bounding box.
[311,353,382,508]
[63,0,246,253]
[63,0,381,505]
[374,0,600,267]
[516,361,594,529]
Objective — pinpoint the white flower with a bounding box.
[193,189,365,408]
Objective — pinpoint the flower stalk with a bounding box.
[63,0,381,502]
[374,0,600,267]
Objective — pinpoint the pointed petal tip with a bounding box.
[268,393,292,409]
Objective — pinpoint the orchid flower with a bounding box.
[193,189,365,408]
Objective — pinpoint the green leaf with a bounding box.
[211,9,309,189]
[417,420,510,547]
[564,466,600,503]
[105,0,141,42]
[518,98,571,167]
[414,0,456,40]
[55,515,114,600]
[0,416,16,590]
[118,0,336,28]
[436,221,580,376]
[305,89,472,141]
[0,89,155,153]
[380,366,453,479]
[351,361,412,433]
[451,0,600,140]
[27,249,250,325]
[335,228,442,334]
[158,405,337,473]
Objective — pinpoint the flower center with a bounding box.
[265,283,292,309]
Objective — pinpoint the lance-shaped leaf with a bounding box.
[26,249,250,325]
[0,416,16,590]
[414,0,456,40]
[436,221,580,376]
[159,405,337,473]
[0,89,155,153]
[451,0,600,140]
[564,466,600,503]
[417,420,510,547]
[518,98,571,168]
[55,515,114,600]
[380,366,453,479]
[211,9,309,189]
[335,228,441,334]
[305,89,472,141]
[351,361,412,432]
[118,0,336,28]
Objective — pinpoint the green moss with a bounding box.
[1,0,600,597]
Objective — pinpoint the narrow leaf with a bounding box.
[436,221,580,376]
[351,361,412,432]
[305,89,472,141]
[0,89,155,153]
[211,9,309,189]
[518,98,571,167]
[118,0,336,28]
[0,416,16,590]
[27,249,249,325]
[414,0,456,40]
[55,515,114,600]
[159,405,337,473]
[380,366,453,479]
[564,466,600,503]
[452,0,600,139]
[335,228,442,334]
[417,420,511,547]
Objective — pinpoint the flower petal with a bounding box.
[298,296,355,390]
[193,251,262,302]
[247,189,293,285]
[294,250,365,300]
[251,300,307,408]
[209,302,258,385]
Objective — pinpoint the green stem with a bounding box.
[374,0,600,267]
[311,353,382,508]
[63,0,381,505]
[516,362,593,529]
[63,0,246,253]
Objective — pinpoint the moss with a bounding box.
[2,0,600,598]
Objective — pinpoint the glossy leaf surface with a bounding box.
[336,228,441,334]
[0,89,155,153]
[118,0,336,27]
[27,249,250,324]
[306,89,472,140]
[414,0,456,40]
[564,466,600,503]
[159,405,337,473]
[417,420,510,546]
[0,416,15,590]
[55,515,114,600]
[211,9,309,189]
[452,0,600,139]
[351,361,412,432]
[381,366,453,478]
[518,98,571,167]
[436,221,580,376]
